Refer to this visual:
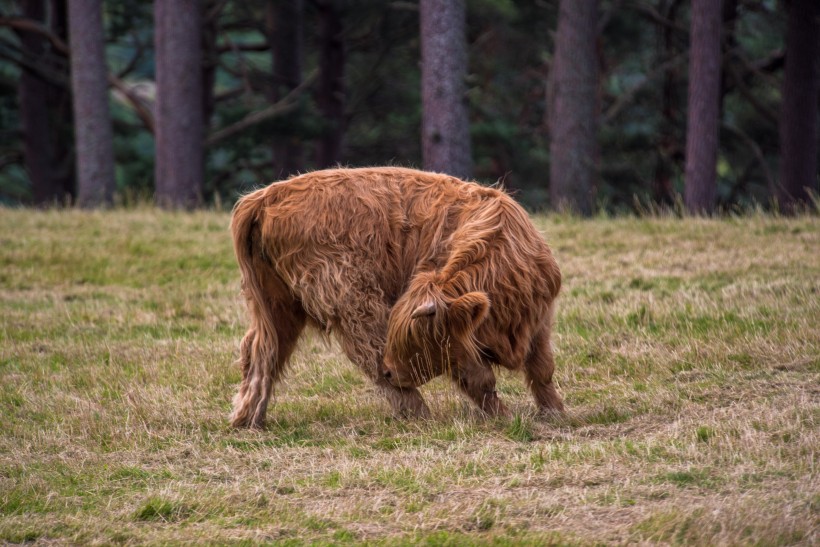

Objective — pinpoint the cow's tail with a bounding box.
[229,188,279,428]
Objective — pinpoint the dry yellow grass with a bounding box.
[0,208,818,545]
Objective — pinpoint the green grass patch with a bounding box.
[1,209,817,544]
[133,497,191,522]
[505,414,535,442]
[658,468,716,489]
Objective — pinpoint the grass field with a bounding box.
[1,208,818,545]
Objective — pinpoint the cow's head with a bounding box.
[382,277,490,388]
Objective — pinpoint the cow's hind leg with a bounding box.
[449,362,510,418]
[524,323,564,415]
[231,293,306,429]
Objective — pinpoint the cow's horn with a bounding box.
[411,301,436,318]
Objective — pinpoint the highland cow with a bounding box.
[229,167,563,428]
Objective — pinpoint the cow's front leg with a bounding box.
[375,377,431,419]
[524,322,564,415]
[449,361,510,418]
[336,309,431,419]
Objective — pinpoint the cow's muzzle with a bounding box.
[381,363,408,387]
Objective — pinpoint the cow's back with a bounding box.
[253,169,413,323]
[249,167,557,352]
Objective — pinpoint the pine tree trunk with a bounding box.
[155,0,204,208]
[268,0,304,178]
[18,0,58,205]
[202,3,217,131]
[316,0,344,169]
[684,0,723,214]
[68,0,115,207]
[48,0,75,201]
[549,0,599,215]
[419,0,471,180]
[777,0,820,213]
[653,0,683,206]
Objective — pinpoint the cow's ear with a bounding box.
[411,300,437,319]
[449,292,490,333]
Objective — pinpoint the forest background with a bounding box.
[2,3,819,542]
[0,0,818,213]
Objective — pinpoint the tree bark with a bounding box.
[316,0,344,169]
[202,1,218,129]
[549,0,599,215]
[684,0,723,214]
[48,0,75,201]
[719,0,738,118]
[154,0,204,208]
[777,0,820,213]
[419,0,471,180]
[652,0,683,205]
[18,0,57,204]
[67,0,115,207]
[267,0,304,178]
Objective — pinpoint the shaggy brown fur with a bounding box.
[230,167,563,428]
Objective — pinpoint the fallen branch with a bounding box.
[215,86,245,102]
[628,1,688,34]
[217,41,269,54]
[0,36,67,85]
[0,16,69,54]
[721,121,775,192]
[602,52,687,125]
[207,0,231,22]
[116,31,146,79]
[206,70,317,147]
[108,75,155,134]
[725,62,778,126]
